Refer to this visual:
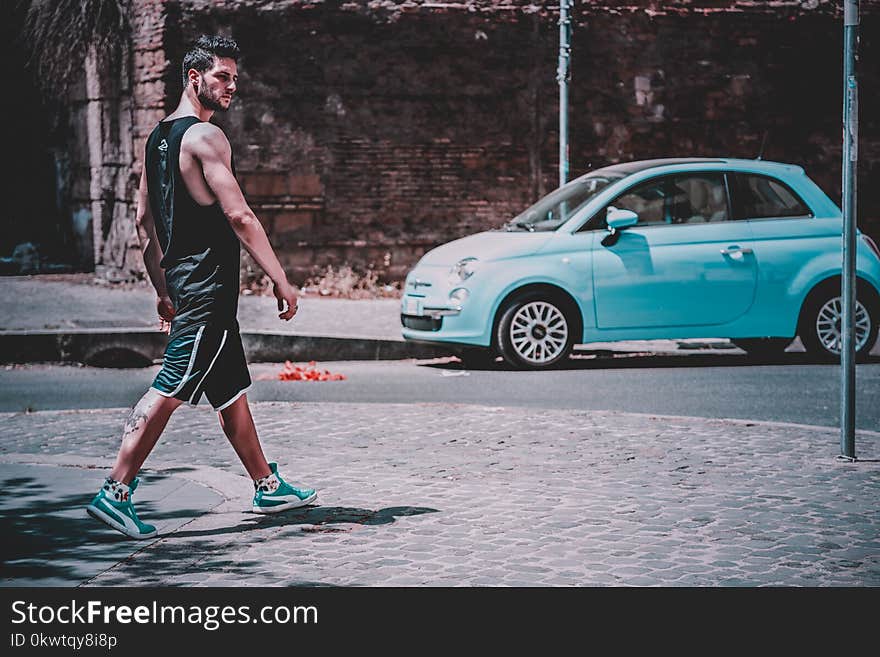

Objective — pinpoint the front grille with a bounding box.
[401,314,443,331]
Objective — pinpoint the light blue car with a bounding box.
[401,158,880,369]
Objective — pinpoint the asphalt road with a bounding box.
[1,354,878,432]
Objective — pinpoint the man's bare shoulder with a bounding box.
[181,122,229,156]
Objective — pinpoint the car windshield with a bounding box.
[504,173,626,232]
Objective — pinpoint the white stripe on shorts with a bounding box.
[189,329,228,405]
[213,384,252,412]
[167,325,205,397]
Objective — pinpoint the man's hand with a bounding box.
[157,295,175,334]
[273,280,299,321]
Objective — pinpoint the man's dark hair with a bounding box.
[181,35,240,89]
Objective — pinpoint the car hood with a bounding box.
[418,231,554,266]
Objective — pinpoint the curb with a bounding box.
[7,329,876,366]
[0,328,452,366]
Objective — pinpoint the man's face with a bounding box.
[192,56,238,112]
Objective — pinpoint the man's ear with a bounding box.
[188,69,200,91]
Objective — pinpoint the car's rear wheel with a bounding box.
[731,337,792,361]
[496,292,576,370]
[798,280,879,363]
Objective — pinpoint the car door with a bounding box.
[731,170,837,278]
[591,172,758,329]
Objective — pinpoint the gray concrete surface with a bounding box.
[0,462,223,587]
[0,276,404,338]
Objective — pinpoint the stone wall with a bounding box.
[76,0,880,282]
[64,0,168,279]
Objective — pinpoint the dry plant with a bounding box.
[301,265,401,299]
[239,252,274,296]
[239,259,402,299]
[19,0,129,101]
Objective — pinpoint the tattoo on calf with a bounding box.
[123,405,150,437]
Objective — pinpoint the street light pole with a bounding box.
[557,0,572,187]
[841,0,859,460]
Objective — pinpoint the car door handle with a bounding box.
[720,247,753,257]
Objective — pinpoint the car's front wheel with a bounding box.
[798,280,879,362]
[496,292,576,370]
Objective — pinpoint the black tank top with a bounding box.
[144,117,240,338]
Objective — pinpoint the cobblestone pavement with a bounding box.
[1,402,878,586]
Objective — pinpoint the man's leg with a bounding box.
[217,393,271,480]
[218,393,317,513]
[111,388,183,484]
[86,388,181,539]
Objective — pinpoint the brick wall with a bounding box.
[108,0,879,284]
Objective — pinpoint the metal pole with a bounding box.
[557,0,572,187]
[841,0,859,460]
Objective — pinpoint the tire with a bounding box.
[798,280,879,363]
[496,292,576,370]
[457,347,498,369]
[731,337,793,361]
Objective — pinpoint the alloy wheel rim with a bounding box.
[815,296,870,354]
[510,301,569,364]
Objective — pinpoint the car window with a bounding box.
[733,173,811,219]
[505,173,626,232]
[604,177,668,227]
[669,173,729,223]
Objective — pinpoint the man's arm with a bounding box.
[187,124,298,320]
[134,166,175,326]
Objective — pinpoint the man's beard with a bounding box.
[198,86,229,112]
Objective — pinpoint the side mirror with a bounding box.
[606,206,639,231]
[601,207,638,247]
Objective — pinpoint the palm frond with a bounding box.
[19,0,130,99]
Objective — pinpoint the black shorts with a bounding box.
[151,324,251,411]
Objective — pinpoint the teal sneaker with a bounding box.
[85,477,157,540]
[253,462,317,514]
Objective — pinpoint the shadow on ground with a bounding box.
[0,471,204,584]
[81,505,439,587]
[1,468,439,586]
[171,505,439,539]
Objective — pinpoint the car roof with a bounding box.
[589,157,805,177]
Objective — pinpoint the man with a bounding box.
[86,35,316,540]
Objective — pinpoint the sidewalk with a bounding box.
[0,275,432,363]
[0,274,797,365]
[0,461,224,587]
[1,402,878,586]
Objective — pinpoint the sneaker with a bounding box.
[252,462,317,514]
[85,477,157,540]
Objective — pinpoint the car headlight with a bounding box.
[449,288,469,305]
[448,257,479,284]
